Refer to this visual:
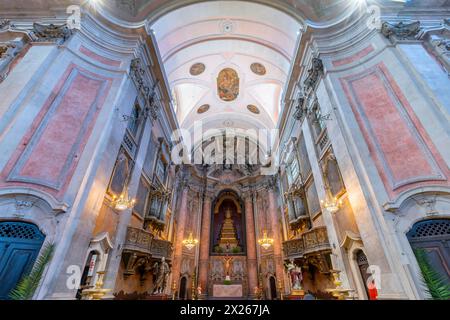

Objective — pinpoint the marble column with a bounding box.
[244,192,258,298]
[198,193,212,296]
[267,182,286,297]
[171,184,189,293]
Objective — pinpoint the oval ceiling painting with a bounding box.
[250,63,266,76]
[197,104,210,114]
[247,104,260,114]
[217,68,239,102]
[190,62,206,76]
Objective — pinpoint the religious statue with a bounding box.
[224,256,234,277]
[197,286,202,297]
[152,257,171,294]
[285,259,303,290]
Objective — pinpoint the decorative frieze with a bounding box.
[381,21,421,40]
[30,23,72,44]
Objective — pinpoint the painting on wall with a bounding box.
[250,63,266,76]
[247,104,260,114]
[217,68,239,102]
[197,104,210,114]
[108,148,132,196]
[190,62,206,76]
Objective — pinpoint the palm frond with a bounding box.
[414,248,450,300]
[9,243,55,300]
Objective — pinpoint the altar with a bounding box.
[213,284,243,298]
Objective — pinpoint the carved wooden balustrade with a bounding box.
[122,227,173,278]
[283,226,331,259]
[123,226,172,259]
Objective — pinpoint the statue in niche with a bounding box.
[285,259,303,290]
[152,257,170,294]
[217,68,239,101]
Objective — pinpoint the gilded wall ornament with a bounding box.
[197,104,210,114]
[190,62,206,76]
[250,63,266,76]
[247,104,260,114]
[217,68,239,101]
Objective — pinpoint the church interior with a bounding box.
[0,0,449,301]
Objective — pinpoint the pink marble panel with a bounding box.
[3,64,112,195]
[340,63,448,197]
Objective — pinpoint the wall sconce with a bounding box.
[182,232,198,250]
[321,196,342,214]
[112,189,136,211]
[258,230,274,250]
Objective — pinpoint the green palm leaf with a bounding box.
[9,243,55,300]
[414,248,450,300]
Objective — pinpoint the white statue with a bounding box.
[152,257,170,294]
[285,259,303,290]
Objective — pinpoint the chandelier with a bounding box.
[182,232,199,250]
[321,196,342,214]
[112,190,136,211]
[258,230,274,250]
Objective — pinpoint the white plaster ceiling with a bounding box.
[151,1,302,136]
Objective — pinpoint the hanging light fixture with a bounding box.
[182,232,199,250]
[321,196,342,214]
[258,230,274,250]
[112,189,136,211]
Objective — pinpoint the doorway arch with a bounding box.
[407,219,450,285]
[0,221,45,299]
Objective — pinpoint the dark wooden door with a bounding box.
[356,250,371,298]
[0,222,45,299]
[179,276,187,300]
[269,276,277,300]
[407,219,450,283]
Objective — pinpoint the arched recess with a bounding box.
[210,190,246,255]
[0,221,46,299]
